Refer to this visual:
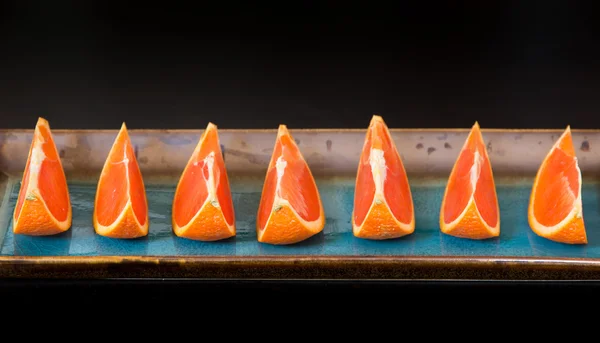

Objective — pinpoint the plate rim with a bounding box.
[2,254,600,280]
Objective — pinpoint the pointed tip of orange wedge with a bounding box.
[369,115,387,131]
[370,114,384,123]
[171,122,236,241]
[206,122,218,130]
[277,124,290,136]
[13,118,72,236]
[470,122,483,139]
[553,126,576,157]
[201,122,218,141]
[93,124,149,239]
[528,125,587,244]
[256,124,325,245]
[352,114,415,240]
[439,122,500,240]
[116,122,129,138]
[36,117,49,127]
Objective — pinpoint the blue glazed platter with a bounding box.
[0,127,599,280]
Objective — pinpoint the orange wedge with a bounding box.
[352,115,415,239]
[256,125,325,245]
[172,122,235,241]
[439,122,500,239]
[528,126,587,244]
[93,123,149,238]
[13,117,72,235]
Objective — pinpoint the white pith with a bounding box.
[353,147,414,234]
[370,149,386,201]
[26,135,46,193]
[275,155,287,200]
[470,150,482,192]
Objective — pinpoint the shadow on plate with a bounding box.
[13,229,73,256]
[174,235,237,256]
[258,231,326,255]
[94,234,149,256]
[351,230,417,256]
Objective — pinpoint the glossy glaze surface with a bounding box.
[1,175,598,257]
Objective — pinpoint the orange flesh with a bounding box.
[173,127,234,228]
[443,149,474,224]
[14,123,69,222]
[377,128,412,224]
[353,156,374,227]
[128,141,147,226]
[14,151,31,220]
[257,205,314,244]
[257,167,277,230]
[209,131,234,226]
[354,118,413,227]
[217,164,234,226]
[443,126,498,227]
[257,133,285,230]
[96,162,128,226]
[473,151,498,227]
[95,129,147,227]
[39,160,70,222]
[257,132,321,231]
[173,161,209,227]
[533,133,579,227]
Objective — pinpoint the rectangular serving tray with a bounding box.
[1,126,600,280]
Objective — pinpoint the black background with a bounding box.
[2,2,600,130]
[2,2,600,301]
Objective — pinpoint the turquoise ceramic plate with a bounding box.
[0,127,599,280]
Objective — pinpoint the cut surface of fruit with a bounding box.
[13,117,72,235]
[352,115,414,239]
[256,125,325,245]
[93,123,148,238]
[172,122,235,241]
[439,122,500,239]
[528,126,587,244]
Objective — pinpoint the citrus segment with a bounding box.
[172,122,235,241]
[13,117,72,235]
[528,126,587,244]
[439,122,500,239]
[256,125,325,245]
[93,123,149,238]
[352,115,415,239]
[257,167,277,231]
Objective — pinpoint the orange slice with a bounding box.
[13,117,72,235]
[93,123,149,238]
[352,115,415,239]
[172,122,235,241]
[439,122,500,239]
[256,125,325,245]
[528,126,587,244]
